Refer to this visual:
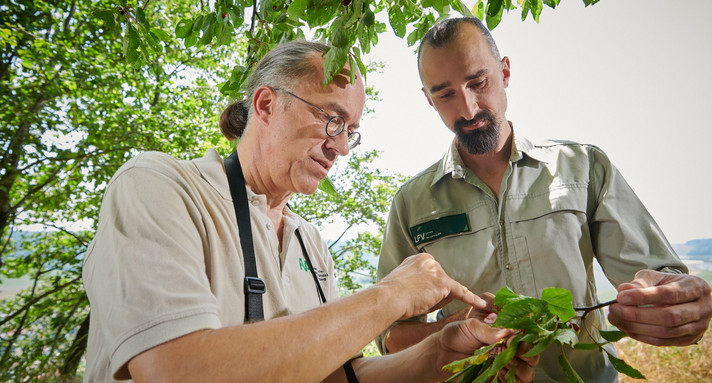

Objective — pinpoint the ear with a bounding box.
[251,86,278,125]
[421,87,435,107]
[501,56,511,88]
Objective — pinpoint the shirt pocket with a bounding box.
[506,184,595,302]
[418,204,502,294]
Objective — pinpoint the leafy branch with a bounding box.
[442,287,644,383]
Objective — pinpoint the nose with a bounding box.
[457,90,478,121]
[325,130,350,156]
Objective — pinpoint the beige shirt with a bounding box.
[378,136,686,382]
[82,149,338,382]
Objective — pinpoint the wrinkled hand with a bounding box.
[378,253,486,320]
[436,319,538,383]
[609,269,712,346]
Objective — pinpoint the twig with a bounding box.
[574,299,617,320]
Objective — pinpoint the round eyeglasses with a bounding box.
[274,88,361,149]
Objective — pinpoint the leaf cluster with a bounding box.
[443,287,644,383]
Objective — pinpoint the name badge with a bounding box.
[409,213,470,246]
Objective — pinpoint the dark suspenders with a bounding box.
[224,151,357,382]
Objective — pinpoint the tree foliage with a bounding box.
[1,0,595,380]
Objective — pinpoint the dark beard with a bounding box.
[454,110,501,155]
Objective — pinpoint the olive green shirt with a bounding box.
[377,136,686,382]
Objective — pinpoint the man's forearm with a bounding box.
[351,332,445,383]
[129,284,403,383]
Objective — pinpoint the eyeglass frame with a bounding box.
[273,87,361,149]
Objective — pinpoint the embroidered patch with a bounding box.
[409,213,470,246]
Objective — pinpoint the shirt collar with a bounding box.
[194,148,301,229]
[431,124,547,187]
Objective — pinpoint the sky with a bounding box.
[358,0,712,245]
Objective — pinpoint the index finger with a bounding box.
[617,277,707,306]
[445,281,484,311]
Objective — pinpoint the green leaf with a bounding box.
[558,353,585,383]
[184,29,199,48]
[331,24,349,48]
[94,10,116,27]
[363,9,375,27]
[442,341,501,373]
[135,7,150,34]
[388,6,406,38]
[431,0,450,15]
[150,28,171,42]
[544,0,561,7]
[351,48,368,82]
[216,21,233,46]
[552,327,578,347]
[472,334,522,383]
[318,177,338,197]
[175,17,194,38]
[348,54,356,84]
[322,46,349,87]
[145,32,160,51]
[451,0,474,17]
[199,13,217,45]
[599,330,627,343]
[485,0,505,30]
[606,351,645,379]
[541,287,576,322]
[193,14,205,31]
[473,0,485,20]
[522,334,552,357]
[287,0,308,20]
[494,286,520,307]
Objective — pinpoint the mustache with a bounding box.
[454,110,496,131]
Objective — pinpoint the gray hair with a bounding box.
[417,17,501,77]
[220,40,331,140]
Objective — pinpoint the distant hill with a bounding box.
[686,239,712,256]
[674,238,712,259]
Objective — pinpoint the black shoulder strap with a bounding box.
[225,151,358,382]
[295,229,327,304]
[224,151,266,322]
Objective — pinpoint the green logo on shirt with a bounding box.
[409,213,470,246]
[298,257,311,272]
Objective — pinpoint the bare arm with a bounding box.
[128,253,486,382]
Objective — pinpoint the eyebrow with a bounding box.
[428,69,489,94]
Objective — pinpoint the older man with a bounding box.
[82,39,536,382]
[377,17,712,382]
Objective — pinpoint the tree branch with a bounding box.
[60,311,90,377]
[328,223,354,251]
[250,0,257,35]
[38,293,85,373]
[0,275,82,328]
[0,262,45,366]
[63,0,77,33]
[40,222,90,247]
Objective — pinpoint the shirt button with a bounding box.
[266,223,272,230]
[499,219,505,226]
[505,263,514,271]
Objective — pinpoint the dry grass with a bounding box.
[615,326,712,382]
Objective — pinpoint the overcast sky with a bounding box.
[359,0,712,244]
